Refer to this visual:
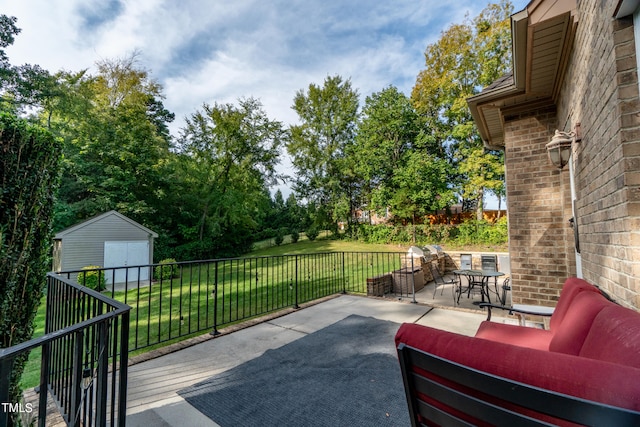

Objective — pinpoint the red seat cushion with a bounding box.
[475,321,552,350]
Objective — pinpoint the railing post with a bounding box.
[118,312,130,427]
[294,255,299,309]
[341,252,347,294]
[411,256,417,304]
[0,355,15,427]
[38,341,50,427]
[70,330,84,427]
[211,261,220,336]
[95,322,109,426]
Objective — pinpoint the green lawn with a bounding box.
[117,243,404,351]
[20,297,46,389]
[249,237,406,256]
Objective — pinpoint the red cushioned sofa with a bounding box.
[395,277,640,426]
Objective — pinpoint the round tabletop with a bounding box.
[452,269,504,277]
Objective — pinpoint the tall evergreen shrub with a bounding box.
[0,113,62,415]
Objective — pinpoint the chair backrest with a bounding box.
[429,263,444,284]
[481,254,497,272]
[460,254,472,270]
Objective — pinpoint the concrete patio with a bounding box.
[125,278,513,426]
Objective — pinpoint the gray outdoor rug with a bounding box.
[178,314,409,427]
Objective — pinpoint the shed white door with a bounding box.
[104,241,150,283]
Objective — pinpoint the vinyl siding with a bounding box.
[57,212,155,272]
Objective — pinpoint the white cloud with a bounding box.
[2,0,530,199]
[2,0,528,124]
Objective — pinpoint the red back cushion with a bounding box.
[580,305,640,368]
[548,291,612,355]
[549,277,602,331]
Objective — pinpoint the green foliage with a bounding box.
[0,112,62,416]
[419,224,454,242]
[79,266,106,291]
[290,230,300,243]
[351,218,507,247]
[176,97,284,257]
[411,1,512,216]
[456,217,508,245]
[50,56,175,231]
[154,258,179,280]
[354,224,389,244]
[305,227,320,241]
[274,231,284,246]
[288,75,359,230]
[348,85,457,227]
[353,86,422,209]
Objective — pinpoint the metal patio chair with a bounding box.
[430,263,457,299]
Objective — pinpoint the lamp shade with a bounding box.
[545,130,573,169]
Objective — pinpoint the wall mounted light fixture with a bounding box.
[546,123,582,169]
[546,129,575,169]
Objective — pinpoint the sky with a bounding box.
[2,0,528,207]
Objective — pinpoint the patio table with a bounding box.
[452,269,505,304]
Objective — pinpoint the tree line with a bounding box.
[0,1,513,261]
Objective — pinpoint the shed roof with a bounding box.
[54,210,158,239]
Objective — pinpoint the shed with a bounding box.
[53,210,158,283]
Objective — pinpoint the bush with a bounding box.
[454,218,508,246]
[79,266,107,291]
[0,113,62,413]
[258,227,277,241]
[349,218,507,247]
[274,233,284,246]
[174,240,217,261]
[352,224,394,244]
[154,258,179,280]
[290,230,300,243]
[456,220,481,245]
[306,226,319,241]
[481,216,508,245]
[417,224,453,243]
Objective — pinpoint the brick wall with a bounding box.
[498,1,640,309]
[553,1,640,309]
[503,109,576,306]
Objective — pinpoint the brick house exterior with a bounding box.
[468,0,640,309]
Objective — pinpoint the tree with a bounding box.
[177,97,284,257]
[353,86,421,221]
[287,75,359,233]
[0,114,62,425]
[349,85,454,232]
[0,18,63,424]
[372,149,454,232]
[285,192,306,232]
[49,55,174,230]
[0,15,57,117]
[412,1,512,219]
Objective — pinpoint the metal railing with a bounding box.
[60,252,412,352]
[0,273,130,427]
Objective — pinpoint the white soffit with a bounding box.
[616,0,640,18]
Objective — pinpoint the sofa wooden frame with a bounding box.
[397,342,640,426]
